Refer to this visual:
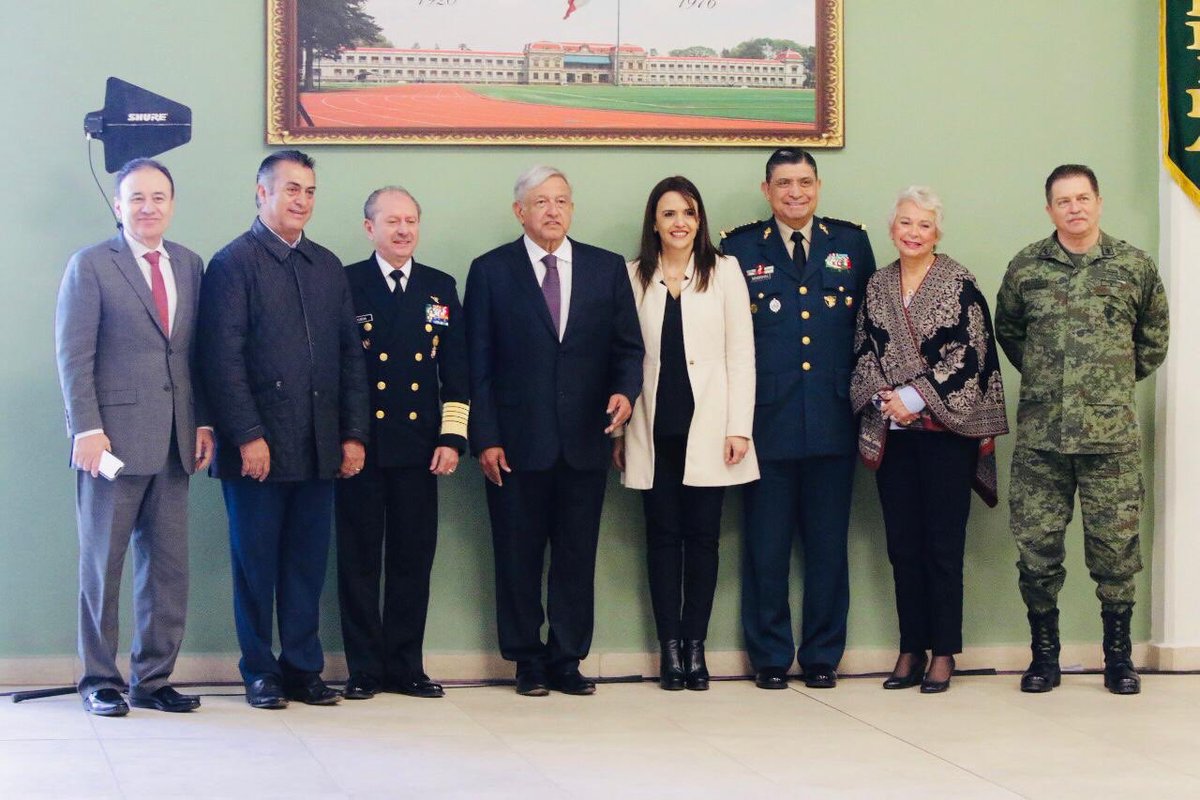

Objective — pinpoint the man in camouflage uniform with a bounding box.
[995,164,1169,695]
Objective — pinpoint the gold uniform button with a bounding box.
[424,324,433,332]
[364,322,373,332]
[411,382,420,391]
[377,381,387,390]
[379,353,389,362]
[802,336,811,345]
[408,411,418,421]
[799,286,808,295]
[432,335,440,346]
[375,410,385,419]
[802,362,811,371]
[801,310,811,319]
[414,352,423,362]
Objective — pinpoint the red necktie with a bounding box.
[144,250,169,335]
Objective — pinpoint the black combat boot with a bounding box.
[659,640,685,691]
[1101,608,1141,695]
[682,639,710,691]
[1020,608,1061,693]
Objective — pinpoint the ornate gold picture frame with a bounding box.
[266,0,844,147]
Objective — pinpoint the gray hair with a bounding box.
[888,185,944,235]
[514,165,570,204]
[363,186,422,220]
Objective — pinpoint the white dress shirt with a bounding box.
[523,234,573,340]
[376,253,412,292]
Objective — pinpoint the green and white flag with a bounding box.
[1162,0,1200,206]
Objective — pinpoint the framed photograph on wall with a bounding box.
[266,0,844,147]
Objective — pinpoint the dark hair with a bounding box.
[257,149,315,187]
[765,147,818,182]
[635,176,717,292]
[1044,164,1099,203]
[115,158,174,197]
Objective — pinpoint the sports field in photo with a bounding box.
[299,83,817,131]
[469,85,815,123]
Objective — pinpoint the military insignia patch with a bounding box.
[824,295,837,308]
[825,253,852,270]
[769,297,782,313]
[425,304,450,326]
[819,222,830,235]
[355,314,374,324]
[745,264,775,282]
[763,227,772,240]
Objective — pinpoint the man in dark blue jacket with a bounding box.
[721,148,876,690]
[199,150,369,709]
[465,165,643,696]
[337,186,468,701]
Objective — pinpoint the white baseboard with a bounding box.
[0,642,1166,687]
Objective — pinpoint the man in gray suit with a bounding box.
[55,158,213,716]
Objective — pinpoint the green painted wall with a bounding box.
[0,1,1159,660]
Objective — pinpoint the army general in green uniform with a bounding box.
[995,164,1169,695]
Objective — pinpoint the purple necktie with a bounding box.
[541,253,561,335]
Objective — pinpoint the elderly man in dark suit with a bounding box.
[199,150,369,710]
[337,186,469,701]
[464,165,643,696]
[55,158,212,716]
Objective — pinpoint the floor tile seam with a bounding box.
[95,735,134,800]
[790,687,1032,799]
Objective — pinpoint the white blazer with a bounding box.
[620,254,759,489]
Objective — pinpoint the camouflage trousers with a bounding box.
[1010,447,1143,614]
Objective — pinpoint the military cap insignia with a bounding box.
[824,295,837,308]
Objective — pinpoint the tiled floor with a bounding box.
[2,674,1198,799]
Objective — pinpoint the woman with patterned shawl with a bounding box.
[851,186,1008,693]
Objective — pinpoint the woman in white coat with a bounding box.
[613,176,759,690]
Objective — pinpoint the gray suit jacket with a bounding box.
[55,233,208,476]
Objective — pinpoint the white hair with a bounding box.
[514,165,570,203]
[888,185,944,235]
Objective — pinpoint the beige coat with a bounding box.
[619,254,759,489]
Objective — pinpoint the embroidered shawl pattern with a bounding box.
[851,254,1009,505]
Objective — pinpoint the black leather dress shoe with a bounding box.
[803,664,838,689]
[882,654,928,690]
[284,675,341,705]
[515,670,549,697]
[128,685,200,712]
[548,669,596,696]
[343,673,381,700]
[754,667,789,690]
[390,676,445,698]
[682,640,709,691]
[246,677,289,709]
[82,688,129,717]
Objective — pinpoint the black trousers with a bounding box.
[641,436,726,642]
[485,459,607,675]
[875,431,977,656]
[335,462,438,684]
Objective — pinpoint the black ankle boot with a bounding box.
[659,640,685,691]
[1101,608,1140,695]
[682,639,709,691]
[1020,608,1062,693]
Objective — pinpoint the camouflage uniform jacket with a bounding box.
[994,231,1169,454]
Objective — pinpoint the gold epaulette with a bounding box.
[719,220,761,240]
[822,216,866,231]
[440,401,469,439]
